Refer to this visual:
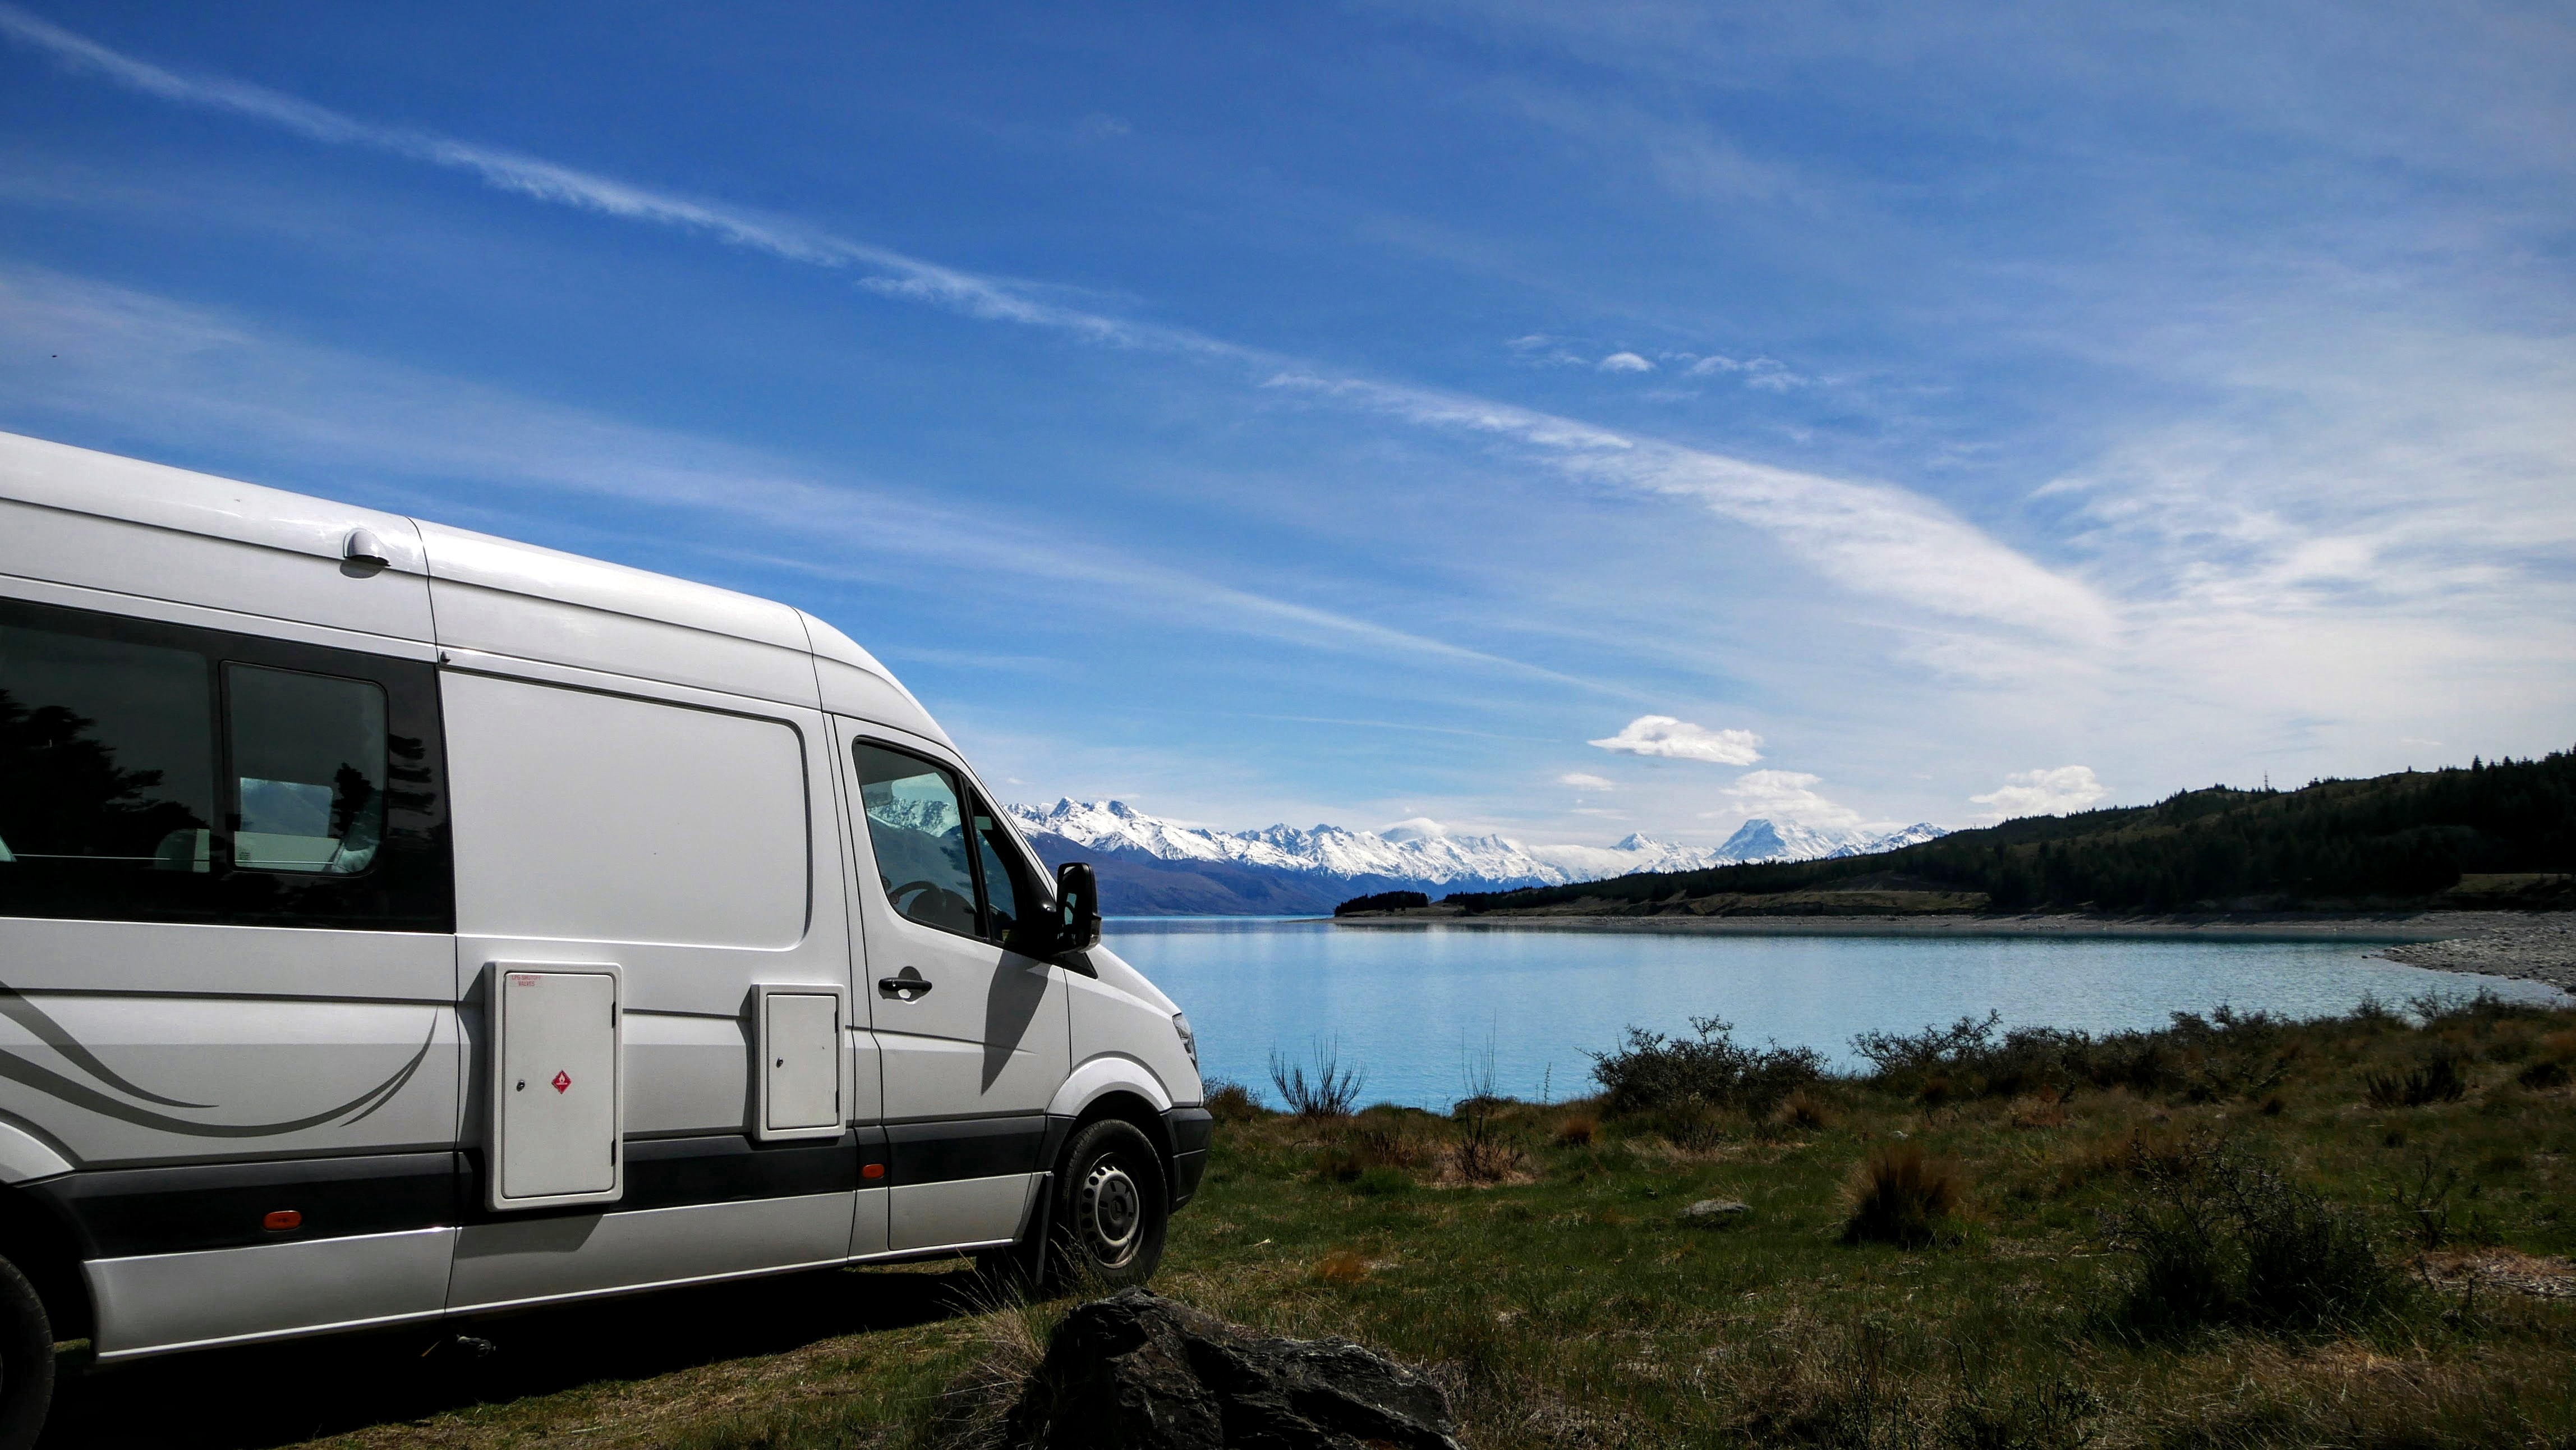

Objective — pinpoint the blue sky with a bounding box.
[2,2,2570,843]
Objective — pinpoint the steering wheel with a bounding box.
[889,879,975,924]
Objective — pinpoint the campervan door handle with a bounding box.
[877,969,933,1001]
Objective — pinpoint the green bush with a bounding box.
[2103,1132,2403,1336]
[1850,1006,2291,1103]
[1590,1015,1826,1116]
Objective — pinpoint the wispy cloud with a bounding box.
[1558,772,1616,788]
[1588,714,1764,764]
[0,4,2108,666]
[1266,371,2114,645]
[1597,351,1653,372]
[0,265,1629,699]
[0,3,1228,355]
[1970,765,2109,821]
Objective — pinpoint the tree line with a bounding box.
[1447,749,2576,915]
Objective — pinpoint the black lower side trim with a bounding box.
[1165,1106,1214,1157]
[1169,1150,1208,1211]
[618,1132,859,1212]
[885,1115,1046,1186]
[35,1118,1062,1258]
[31,1151,457,1258]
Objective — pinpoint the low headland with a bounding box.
[1340,751,2576,992]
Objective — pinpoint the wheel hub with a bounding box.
[1078,1160,1143,1267]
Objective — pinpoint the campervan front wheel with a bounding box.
[1053,1119,1169,1289]
[0,1254,52,1450]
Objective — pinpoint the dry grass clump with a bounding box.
[2517,1058,2570,1089]
[1774,1089,1837,1130]
[1840,1142,1968,1247]
[2008,1089,2068,1130]
[914,1288,1059,1450]
[1203,1079,1267,1123]
[1313,1249,1369,1284]
[2365,1048,2471,1108]
[1552,1112,1597,1147]
[1314,1114,1427,1188]
[1442,1136,1530,1186]
[2058,1120,2195,1192]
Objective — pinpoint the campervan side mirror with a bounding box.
[1055,861,1103,953]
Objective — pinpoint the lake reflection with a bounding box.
[1105,919,2568,1111]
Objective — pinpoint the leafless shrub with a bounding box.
[1450,1036,1528,1183]
[1270,1038,1364,1118]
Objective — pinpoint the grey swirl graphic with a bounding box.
[0,981,438,1137]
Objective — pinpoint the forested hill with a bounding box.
[1447,749,2576,916]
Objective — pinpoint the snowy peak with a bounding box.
[1830,822,1947,857]
[1006,801,1948,895]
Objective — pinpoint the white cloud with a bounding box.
[1721,769,1864,829]
[1558,772,1616,789]
[1598,351,1654,373]
[1587,715,1764,764]
[1970,766,2110,821]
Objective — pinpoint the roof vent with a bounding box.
[343,527,390,569]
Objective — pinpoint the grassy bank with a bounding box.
[71,994,2576,1450]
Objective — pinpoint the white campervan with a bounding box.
[0,430,1208,1445]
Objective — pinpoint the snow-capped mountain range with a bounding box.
[1005,799,1945,915]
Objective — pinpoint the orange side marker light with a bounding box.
[861,1163,885,1180]
[264,1209,302,1231]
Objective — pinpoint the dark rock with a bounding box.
[1005,1289,1460,1450]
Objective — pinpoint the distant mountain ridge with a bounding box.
[1006,799,1945,915]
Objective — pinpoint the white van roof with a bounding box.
[0,429,946,742]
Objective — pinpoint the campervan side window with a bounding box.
[852,744,979,938]
[851,742,1042,949]
[226,665,387,875]
[442,673,809,949]
[0,596,452,930]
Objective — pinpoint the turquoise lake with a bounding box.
[1103,919,2569,1110]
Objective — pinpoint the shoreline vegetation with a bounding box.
[197,989,2576,1449]
[1426,750,2573,919]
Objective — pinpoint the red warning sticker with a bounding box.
[551,1071,571,1094]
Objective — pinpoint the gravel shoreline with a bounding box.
[2367,912,2576,994]
[1332,910,2576,995]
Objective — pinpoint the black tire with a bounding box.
[0,1254,53,1450]
[1051,1119,1169,1290]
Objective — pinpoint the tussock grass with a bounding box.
[134,991,2576,1450]
[1842,1142,1970,1247]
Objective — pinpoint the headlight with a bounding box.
[1172,1012,1198,1071]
